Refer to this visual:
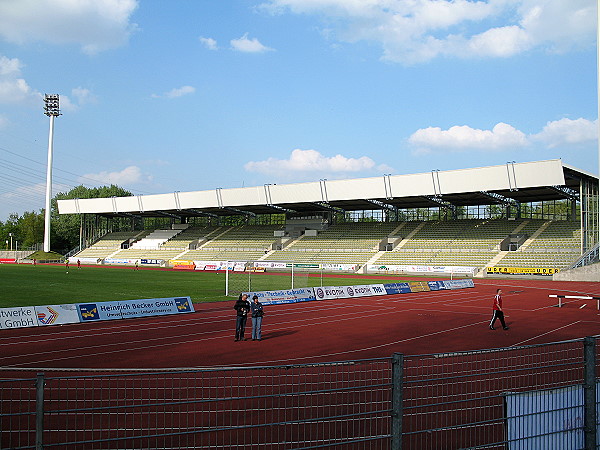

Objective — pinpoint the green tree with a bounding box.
[18,210,45,248]
[50,184,132,254]
[0,214,19,251]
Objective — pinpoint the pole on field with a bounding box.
[291,262,294,289]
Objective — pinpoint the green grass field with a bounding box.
[0,264,405,308]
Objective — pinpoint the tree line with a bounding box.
[0,185,131,255]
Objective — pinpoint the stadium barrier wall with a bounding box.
[0,296,194,330]
[367,264,477,276]
[1,337,596,449]
[243,279,475,305]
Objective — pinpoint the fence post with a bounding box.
[35,373,45,450]
[391,353,403,450]
[583,336,597,450]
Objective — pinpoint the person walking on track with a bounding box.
[490,288,509,330]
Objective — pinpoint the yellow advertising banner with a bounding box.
[408,281,431,292]
[486,267,560,275]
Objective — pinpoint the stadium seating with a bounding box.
[73,219,583,271]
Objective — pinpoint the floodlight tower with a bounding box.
[43,94,61,253]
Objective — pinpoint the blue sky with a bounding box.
[0,0,597,220]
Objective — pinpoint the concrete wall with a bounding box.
[553,263,600,282]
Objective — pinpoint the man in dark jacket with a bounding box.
[234,293,251,341]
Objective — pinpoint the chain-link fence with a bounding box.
[1,337,598,449]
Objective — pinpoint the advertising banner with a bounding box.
[119,297,194,319]
[104,258,137,265]
[194,261,245,271]
[408,281,431,293]
[313,284,386,300]
[69,256,102,265]
[487,266,559,275]
[141,259,163,265]
[427,281,445,291]
[78,301,122,321]
[344,284,386,297]
[314,286,348,300]
[383,283,412,295]
[194,261,222,271]
[35,304,80,326]
[443,279,475,289]
[78,297,194,322]
[367,264,476,275]
[243,288,316,305]
[0,306,38,329]
[254,261,287,269]
[74,257,101,265]
[321,263,357,271]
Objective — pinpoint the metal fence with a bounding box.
[1,337,598,449]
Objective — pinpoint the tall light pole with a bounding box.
[43,94,61,253]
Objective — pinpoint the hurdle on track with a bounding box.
[549,294,600,309]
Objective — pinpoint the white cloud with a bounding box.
[261,0,595,64]
[79,166,149,185]
[58,87,98,112]
[0,0,139,55]
[0,115,8,128]
[151,86,196,99]
[245,149,377,175]
[409,117,598,154]
[0,55,39,105]
[409,123,529,153]
[230,33,274,53]
[199,36,218,50]
[0,55,95,114]
[532,118,598,148]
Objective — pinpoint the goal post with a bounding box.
[224,261,315,296]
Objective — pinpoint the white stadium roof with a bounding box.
[57,159,597,218]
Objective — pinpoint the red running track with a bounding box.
[0,278,599,370]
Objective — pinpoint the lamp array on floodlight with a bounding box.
[43,94,61,117]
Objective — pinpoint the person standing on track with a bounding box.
[234,293,251,341]
[489,288,509,330]
[250,295,264,341]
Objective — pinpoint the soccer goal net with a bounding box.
[225,261,312,296]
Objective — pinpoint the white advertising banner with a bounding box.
[69,257,101,265]
[321,263,357,271]
[194,261,244,271]
[104,258,138,265]
[35,304,80,326]
[367,264,476,275]
[254,261,288,269]
[314,284,387,300]
[244,287,316,305]
[0,306,38,329]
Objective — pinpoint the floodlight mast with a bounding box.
[43,94,61,253]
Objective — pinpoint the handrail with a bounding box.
[569,243,600,269]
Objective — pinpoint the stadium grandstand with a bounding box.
[58,159,599,276]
